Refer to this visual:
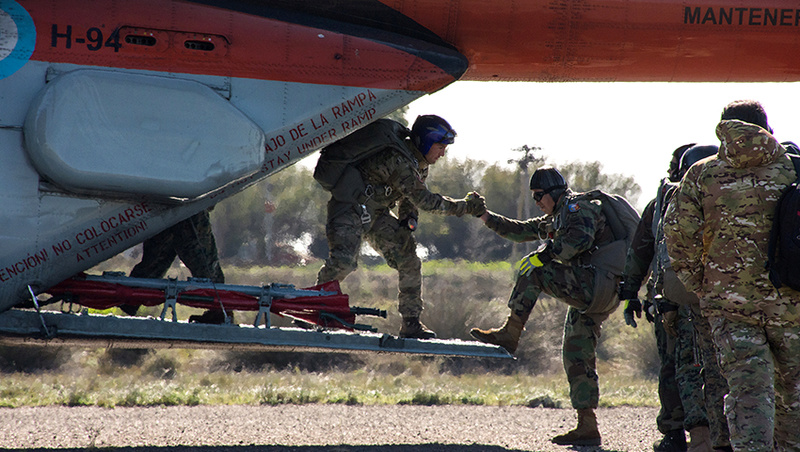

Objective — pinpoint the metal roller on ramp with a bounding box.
[0,309,512,359]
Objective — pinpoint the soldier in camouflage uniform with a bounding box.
[470,167,627,447]
[122,208,227,323]
[316,115,484,339]
[620,144,730,452]
[665,100,800,452]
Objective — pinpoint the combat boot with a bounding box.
[551,408,602,446]
[399,317,436,339]
[470,311,529,354]
[686,426,712,452]
[654,429,687,452]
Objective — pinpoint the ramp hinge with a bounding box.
[159,278,179,322]
[254,284,273,328]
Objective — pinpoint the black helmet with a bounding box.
[678,144,718,178]
[668,143,696,182]
[411,115,456,156]
[782,141,800,156]
[530,166,567,191]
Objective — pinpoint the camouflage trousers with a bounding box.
[652,306,686,434]
[673,304,709,432]
[509,262,620,410]
[317,203,422,318]
[130,210,224,283]
[686,304,730,449]
[709,316,800,452]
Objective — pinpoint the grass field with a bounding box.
[0,258,660,409]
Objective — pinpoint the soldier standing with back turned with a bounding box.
[665,100,800,451]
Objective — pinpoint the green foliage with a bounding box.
[4,261,660,409]
[418,154,641,262]
[384,105,409,127]
[559,160,641,207]
[418,157,486,260]
[207,130,641,266]
[211,164,329,264]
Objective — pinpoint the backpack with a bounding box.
[766,153,800,292]
[313,119,413,204]
[581,190,640,246]
[652,180,699,305]
[579,190,641,276]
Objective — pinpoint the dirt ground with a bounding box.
[0,404,664,451]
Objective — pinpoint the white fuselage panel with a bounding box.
[24,69,266,199]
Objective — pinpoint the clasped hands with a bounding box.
[465,191,487,217]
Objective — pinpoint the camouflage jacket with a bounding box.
[484,189,612,264]
[355,141,468,219]
[664,119,800,325]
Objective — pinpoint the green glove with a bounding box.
[517,253,545,277]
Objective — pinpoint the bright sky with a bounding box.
[405,81,800,210]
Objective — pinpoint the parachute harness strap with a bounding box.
[360,185,374,224]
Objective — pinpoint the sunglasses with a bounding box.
[532,186,562,202]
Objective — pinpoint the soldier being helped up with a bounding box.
[470,167,639,447]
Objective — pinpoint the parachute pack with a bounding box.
[766,153,800,292]
[581,190,640,246]
[313,119,413,203]
[578,190,641,276]
[652,180,698,306]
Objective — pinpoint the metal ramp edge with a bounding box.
[0,309,513,359]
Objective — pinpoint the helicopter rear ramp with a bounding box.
[0,309,512,359]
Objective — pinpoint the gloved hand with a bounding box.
[516,253,547,277]
[465,191,487,217]
[662,309,679,337]
[623,298,642,328]
[643,299,655,323]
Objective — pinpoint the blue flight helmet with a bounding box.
[411,115,456,156]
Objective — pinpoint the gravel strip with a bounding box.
[0,405,663,451]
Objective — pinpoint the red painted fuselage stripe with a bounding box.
[21,0,460,91]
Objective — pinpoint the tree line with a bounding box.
[210,147,641,266]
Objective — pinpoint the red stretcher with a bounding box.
[46,273,385,332]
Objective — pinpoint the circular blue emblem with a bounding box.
[0,0,35,79]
